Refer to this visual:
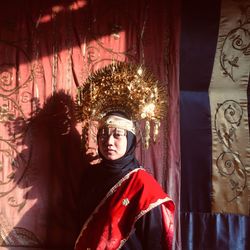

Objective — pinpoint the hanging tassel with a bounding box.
[145,120,150,149]
[153,120,160,142]
[81,121,89,151]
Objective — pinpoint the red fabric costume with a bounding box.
[75,168,175,250]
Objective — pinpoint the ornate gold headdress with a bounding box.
[75,61,167,148]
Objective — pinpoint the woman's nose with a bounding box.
[107,134,115,144]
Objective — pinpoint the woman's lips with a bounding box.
[106,148,115,153]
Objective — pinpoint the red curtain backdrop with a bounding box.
[0,0,180,249]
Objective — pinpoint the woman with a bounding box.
[75,112,174,250]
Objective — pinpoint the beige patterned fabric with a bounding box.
[209,0,250,215]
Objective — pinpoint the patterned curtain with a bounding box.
[0,0,180,249]
[180,0,250,249]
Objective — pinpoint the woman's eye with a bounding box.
[114,133,122,138]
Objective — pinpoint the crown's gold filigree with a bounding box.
[75,61,167,148]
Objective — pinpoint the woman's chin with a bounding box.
[105,155,119,160]
[103,152,124,161]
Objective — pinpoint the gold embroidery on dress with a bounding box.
[122,198,130,206]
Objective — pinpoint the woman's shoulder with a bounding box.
[133,167,157,180]
[129,167,163,188]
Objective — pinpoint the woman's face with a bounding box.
[98,127,127,160]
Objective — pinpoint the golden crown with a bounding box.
[75,61,167,148]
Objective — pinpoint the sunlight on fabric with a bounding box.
[37,0,87,26]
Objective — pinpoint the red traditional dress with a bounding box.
[75,168,175,250]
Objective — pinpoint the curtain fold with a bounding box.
[181,212,250,250]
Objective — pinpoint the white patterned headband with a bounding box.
[99,115,136,135]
